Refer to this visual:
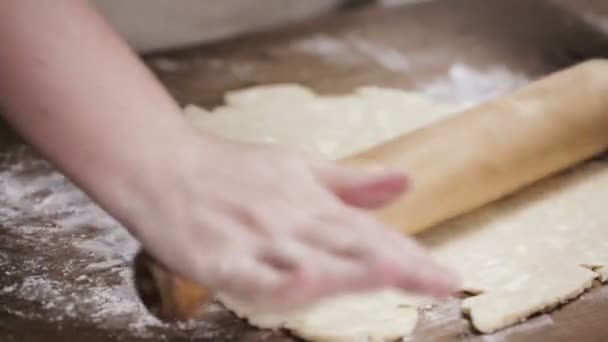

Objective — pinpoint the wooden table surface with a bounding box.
[2,0,608,341]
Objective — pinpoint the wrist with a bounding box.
[91,122,223,239]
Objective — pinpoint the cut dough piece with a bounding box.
[424,163,608,333]
[186,84,608,339]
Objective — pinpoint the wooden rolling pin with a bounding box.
[133,59,608,321]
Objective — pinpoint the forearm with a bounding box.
[0,0,207,230]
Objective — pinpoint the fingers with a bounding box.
[290,209,459,301]
[376,239,460,297]
[252,239,371,308]
[312,161,410,209]
[203,219,458,312]
[202,205,458,312]
[296,206,459,296]
[343,210,461,297]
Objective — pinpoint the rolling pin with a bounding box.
[133,59,608,321]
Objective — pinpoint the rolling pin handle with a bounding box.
[133,249,213,321]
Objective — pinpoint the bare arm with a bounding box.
[0,0,206,227]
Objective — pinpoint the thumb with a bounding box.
[313,161,410,209]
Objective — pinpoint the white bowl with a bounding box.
[93,0,347,53]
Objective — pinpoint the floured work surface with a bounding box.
[3,0,608,341]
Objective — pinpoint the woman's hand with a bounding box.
[132,139,458,309]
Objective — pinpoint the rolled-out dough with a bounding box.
[185,84,608,340]
[187,84,457,160]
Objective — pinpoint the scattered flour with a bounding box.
[288,34,527,108]
[346,36,411,71]
[288,34,365,66]
[0,147,162,334]
[289,33,411,71]
[421,64,529,107]
[2,285,16,294]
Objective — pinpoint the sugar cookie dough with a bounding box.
[186,84,456,159]
[186,84,608,340]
